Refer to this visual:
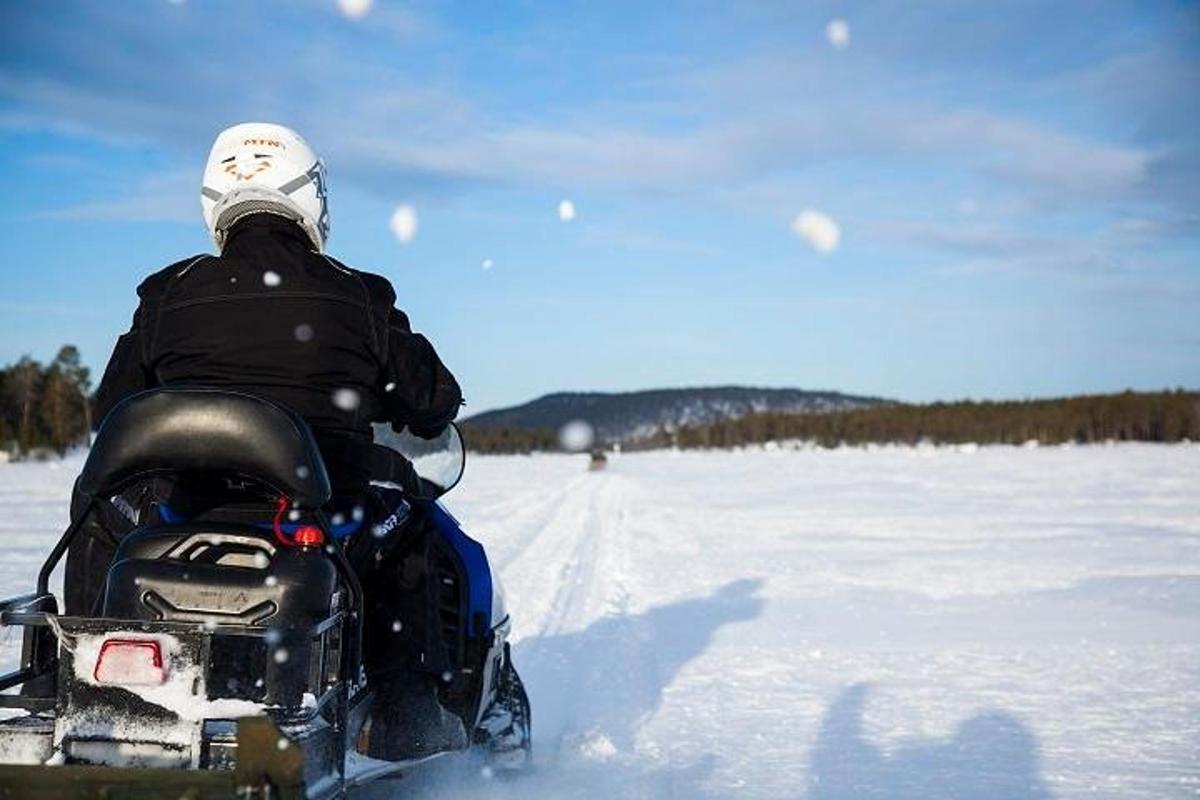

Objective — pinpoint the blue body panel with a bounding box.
[428,501,493,638]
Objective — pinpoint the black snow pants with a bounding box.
[345,488,460,690]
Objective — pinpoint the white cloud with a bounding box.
[791,210,841,254]
[337,0,373,21]
[389,205,418,244]
[2,5,1171,229]
[558,199,576,222]
[37,166,197,223]
[825,19,850,50]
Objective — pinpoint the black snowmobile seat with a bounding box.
[78,388,332,508]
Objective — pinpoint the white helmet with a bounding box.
[201,122,329,252]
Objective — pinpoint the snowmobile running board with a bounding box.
[0,717,305,800]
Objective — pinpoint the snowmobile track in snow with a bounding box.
[3,446,1198,799]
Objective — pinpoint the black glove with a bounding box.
[408,424,447,441]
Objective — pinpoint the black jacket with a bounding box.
[92,214,462,498]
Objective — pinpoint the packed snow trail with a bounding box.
[2,444,1198,798]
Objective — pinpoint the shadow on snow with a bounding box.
[808,683,1053,800]
[382,578,764,799]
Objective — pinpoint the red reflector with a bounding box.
[294,525,325,547]
[94,638,166,686]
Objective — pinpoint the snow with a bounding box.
[389,205,418,244]
[333,387,362,411]
[558,420,596,452]
[1,445,1198,797]
[337,0,373,21]
[825,19,851,50]
[61,630,265,761]
[791,210,841,254]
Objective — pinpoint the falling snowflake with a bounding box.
[559,420,595,452]
[790,210,841,254]
[558,200,576,222]
[337,0,373,19]
[295,465,310,479]
[482,258,494,271]
[825,19,850,50]
[274,648,290,664]
[392,620,403,632]
[390,205,418,244]
[263,271,282,287]
[294,324,314,342]
[332,388,361,411]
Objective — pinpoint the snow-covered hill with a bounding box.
[461,386,887,444]
[1,444,1197,798]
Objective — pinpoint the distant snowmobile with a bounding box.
[0,388,530,798]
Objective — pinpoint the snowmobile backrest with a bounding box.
[78,388,332,508]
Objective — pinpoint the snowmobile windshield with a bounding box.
[374,423,466,497]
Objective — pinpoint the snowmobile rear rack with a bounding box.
[0,716,305,799]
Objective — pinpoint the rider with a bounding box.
[69,122,475,759]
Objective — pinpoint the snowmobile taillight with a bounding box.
[272,496,326,548]
[294,525,325,547]
[94,638,167,686]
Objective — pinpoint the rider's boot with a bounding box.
[367,675,468,761]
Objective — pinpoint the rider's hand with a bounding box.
[409,424,447,440]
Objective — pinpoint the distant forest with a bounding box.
[655,390,1199,450]
[461,424,560,454]
[0,347,92,458]
[2,349,1195,459]
[465,390,1199,453]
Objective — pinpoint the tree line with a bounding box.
[460,424,559,454]
[3,349,1194,458]
[462,390,1198,453]
[0,346,92,458]
[637,390,1199,450]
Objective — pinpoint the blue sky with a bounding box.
[0,0,1196,413]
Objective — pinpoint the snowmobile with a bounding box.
[0,387,530,798]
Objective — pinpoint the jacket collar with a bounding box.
[222,213,314,254]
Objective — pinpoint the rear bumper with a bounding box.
[0,716,307,799]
